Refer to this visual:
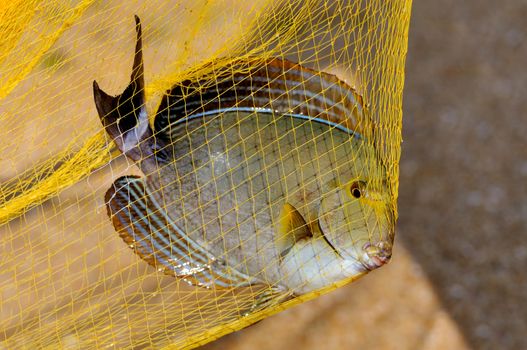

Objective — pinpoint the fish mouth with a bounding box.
[316,219,393,271]
[360,241,392,271]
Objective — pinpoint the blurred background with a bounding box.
[201,0,527,349]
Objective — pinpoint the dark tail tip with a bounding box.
[93,16,149,159]
[131,15,144,91]
[93,79,117,125]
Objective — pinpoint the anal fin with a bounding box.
[105,175,254,289]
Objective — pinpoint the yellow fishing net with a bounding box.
[0,0,411,348]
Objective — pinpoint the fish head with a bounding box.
[318,173,395,272]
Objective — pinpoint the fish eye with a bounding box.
[350,182,362,199]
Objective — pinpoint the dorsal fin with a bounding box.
[153,58,367,138]
[93,15,153,163]
[105,175,255,288]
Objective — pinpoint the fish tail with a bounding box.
[93,16,152,163]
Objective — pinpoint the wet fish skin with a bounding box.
[93,16,394,298]
[146,110,377,286]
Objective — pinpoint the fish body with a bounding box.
[147,110,375,293]
[94,17,394,300]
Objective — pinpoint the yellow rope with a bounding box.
[0,0,411,348]
[0,0,96,100]
[0,132,111,224]
[168,274,365,350]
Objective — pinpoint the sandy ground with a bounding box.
[399,1,527,349]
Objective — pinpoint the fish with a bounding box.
[93,16,394,306]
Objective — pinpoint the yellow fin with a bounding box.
[245,287,293,316]
[276,203,312,258]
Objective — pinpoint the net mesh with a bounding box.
[0,0,411,348]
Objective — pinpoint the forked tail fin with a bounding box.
[93,15,152,163]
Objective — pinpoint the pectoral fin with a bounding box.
[105,175,254,288]
[276,203,312,259]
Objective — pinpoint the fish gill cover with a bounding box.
[0,0,411,348]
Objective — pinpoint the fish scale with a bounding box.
[145,110,363,284]
[94,16,394,301]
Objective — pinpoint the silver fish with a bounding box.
[93,16,394,303]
